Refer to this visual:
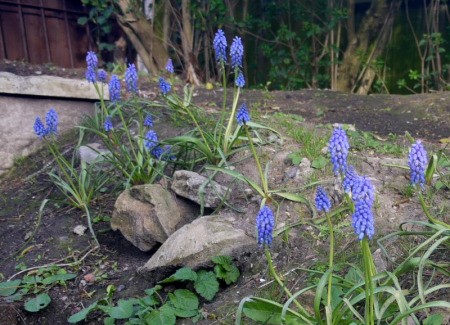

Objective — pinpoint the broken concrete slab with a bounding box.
[0,72,108,100]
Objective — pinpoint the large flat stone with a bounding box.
[0,72,108,100]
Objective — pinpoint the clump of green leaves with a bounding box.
[0,266,76,313]
[68,256,240,324]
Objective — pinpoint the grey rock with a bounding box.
[73,225,87,236]
[296,158,313,180]
[78,143,111,165]
[373,248,388,273]
[0,72,107,100]
[139,213,255,276]
[284,166,298,179]
[111,184,196,252]
[171,170,229,208]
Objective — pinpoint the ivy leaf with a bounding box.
[24,293,51,312]
[0,280,21,297]
[158,267,197,284]
[194,270,219,301]
[67,302,98,323]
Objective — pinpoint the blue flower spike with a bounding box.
[165,59,174,74]
[98,69,107,83]
[343,165,359,194]
[236,103,250,126]
[144,130,159,151]
[408,140,428,188]
[329,125,350,176]
[109,75,121,103]
[85,51,98,83]
[125,63,138,94]
[213,29,227,63]
[351,176,375,240]
[315,186,332,213]
[235,71,245,88]
[159,77,171,95]
[144,114,153,128]
[34,117,47,138]
[104,116,113,132]
[45,108,58,136]
[256,205,275,247]
[230,36,244,69]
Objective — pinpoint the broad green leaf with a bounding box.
[103,317,115,325]
[158,267,197,284]
[311,156,327,169]
[145,307,176,325]
[42,273,77,285]
[67,301,98,323]
[98,299,134,319]
[194,270,219,301]
[24,293,51,312]
[169,289,199,311]
[214,264,240,285]
[211,255,232,269]
[0,280,21,296]
[423,314,443,325]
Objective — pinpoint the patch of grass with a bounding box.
[347,129,404,156]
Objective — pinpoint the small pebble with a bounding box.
[84,273,95,283]
[117,285,125,292]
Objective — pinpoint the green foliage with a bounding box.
[347,129,404,156]
[0,266,76,313]
[68,256,240,323]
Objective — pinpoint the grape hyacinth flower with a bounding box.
[104,116,113,132]
[144,114,153,128]
[236,103,250,125]
[45,108,58,136]
[125,63,138,94]
[408,140,428,187]
[85,51,98,83]
[329,125,350,176]
[159,77,171,95]
[98,69,107,83]
[165,59,174,74]
[351,176,375,240]
[33,117,47,138]
[144,130,159,151]
[315,186,332,213]
[230,36,244,69]
[213,29,227,63]
[235,71,245,88]
[109,75,121,103]
[256,205,275,247]
[343,165,359,194]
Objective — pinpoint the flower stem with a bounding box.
[325,212,334,320]
[223,87,240,154]
[245,126,269,197]
[418,192,450,229]
[361,238,375,325]
[264,248,310,319]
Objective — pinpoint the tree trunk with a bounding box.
[336,0,402,93]
[181,0,200,85]
[115,0,168,74]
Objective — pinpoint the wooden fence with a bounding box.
[0,0,91,68]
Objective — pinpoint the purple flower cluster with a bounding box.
[408,140,427,187]
[144,130,159,151]
[109,75,121,103]
[165,59,174,74]
[213,29,227,63]
[351,176,375,240]
[104,116,113,132]
[125,64,138,94]
[256,205,275,246]
[144,114,153,128]
[85,51,98,83]
[236,103,250,125]
[151,145,174,160]
[315,186,332,213]
[230,36,244,69]
[159,77,171,95]
[343,165,359,194]
[235,71,245,88]
[97,69,107,83]
[329,125,350,176]
[33,108,59,138]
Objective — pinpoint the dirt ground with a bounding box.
[0,61,449,324]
